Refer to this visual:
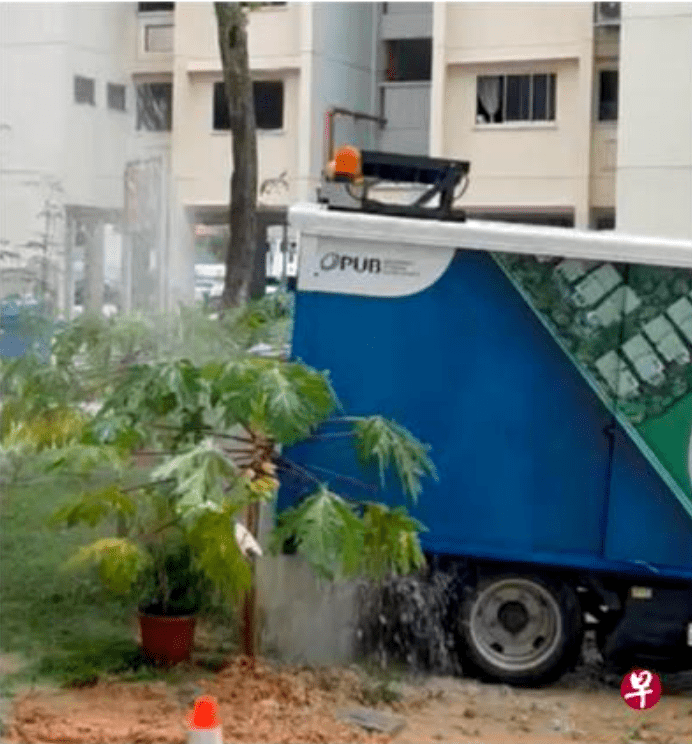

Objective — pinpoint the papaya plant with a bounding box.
[47,355,435,591]
[2,305,436,644]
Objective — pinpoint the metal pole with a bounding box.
[64,212,75,320]
[280,223,288,291]
[158,158,168,315]
[325,107,387,164]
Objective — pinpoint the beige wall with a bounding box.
[176,2,302,73]
[444,2,592,64]
[171,70,300,208]
[433,2,597,224]
[170,3,303,211]
[443,59,582,212]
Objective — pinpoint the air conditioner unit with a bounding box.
[595,2,621,26]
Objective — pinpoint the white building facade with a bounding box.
[1,2,689,316]
[615,2,692,240]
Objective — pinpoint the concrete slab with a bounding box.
[336,706,406,735]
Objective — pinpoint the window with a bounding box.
[476,73,556,124]
[138,2,174,11]
[213,81,284,131]
[107,83,126,111]
[595,213,616,230]
[136,82,173,131]
[74,76,95,105]
[385,38,432,82]
[598,69,618,121]
[254,81,283,129]
[240,2,286,7]
[145,24,173,52]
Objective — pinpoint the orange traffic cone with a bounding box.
[186,695,223,744]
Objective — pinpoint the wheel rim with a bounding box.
[468,577,563,672]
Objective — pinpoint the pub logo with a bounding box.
[319,252,381,274]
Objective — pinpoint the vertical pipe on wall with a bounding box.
[575,5,595,228]
[371,1,380,149]
[429,2,446,157]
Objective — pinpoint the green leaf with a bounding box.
[201,361,225,382]
[150,439,239,514]
[43,443,125,475]
[270,487,363,580]
[271,489,427,581]
[351,416,437,502]
[151,439,235,483]
[51,485,136,528]
[63,538,151,595]
[211,358,336,443]
[360,503,426,579]
[186,502,252,601]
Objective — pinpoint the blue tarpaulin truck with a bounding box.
[278,150,692,684]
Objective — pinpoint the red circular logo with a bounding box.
[620,669,662,710]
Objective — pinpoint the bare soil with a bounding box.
[390,672,692,744]
[3,656,692,744]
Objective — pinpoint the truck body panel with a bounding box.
[281,204,692,584]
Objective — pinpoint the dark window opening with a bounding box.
[506,74,530,121]
[595,213,616,230]
[254,81,284,129]
[138,3,174,12]
[136,82,173,131]
[74,76,95,105]
[385,38,432,82]
[598,69,618,121]
[477,73,556,124]
[107,83,126,111]
[213,80,284,131]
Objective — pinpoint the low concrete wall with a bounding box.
[255,553,362,666]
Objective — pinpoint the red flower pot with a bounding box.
[138,612,197,666]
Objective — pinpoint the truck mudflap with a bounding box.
[602,585,692,671]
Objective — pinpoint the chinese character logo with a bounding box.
[620,669,662,710]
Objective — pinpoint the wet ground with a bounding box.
[3,647,692,744]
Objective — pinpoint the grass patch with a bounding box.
[0,476,142,689]
[1,474,238,692]
[33,638,149,688]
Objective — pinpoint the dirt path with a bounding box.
[3,657,692,744]
[391,674,692,744]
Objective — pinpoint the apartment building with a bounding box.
[1,2,137,313]
[1,2,689,317]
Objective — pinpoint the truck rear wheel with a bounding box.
[459,574,583,685]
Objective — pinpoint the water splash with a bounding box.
[355,569,465,676]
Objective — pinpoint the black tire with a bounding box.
[458,573,583,686]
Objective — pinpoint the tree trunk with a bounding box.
[240,501,260,662]
[215,2,258,309]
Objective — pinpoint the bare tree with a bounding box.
[215,2,258,308]
[215,3,260,657]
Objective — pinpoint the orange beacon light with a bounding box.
[326,145,362,181]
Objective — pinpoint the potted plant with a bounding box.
[45,354,436,665]
[51,440,259,666]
